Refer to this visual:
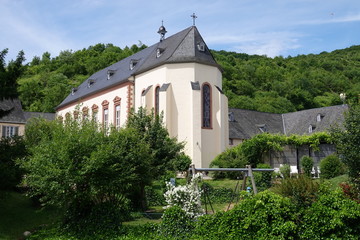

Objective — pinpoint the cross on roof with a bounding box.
[191,13,197,26]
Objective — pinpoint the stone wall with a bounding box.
[264,144,336,174]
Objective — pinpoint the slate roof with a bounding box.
[0,98,26,124]
[229,105,348,140]
[229,108,283,139]
[24,112,56,121]
[57,26,220,110]
[283,105,348,135]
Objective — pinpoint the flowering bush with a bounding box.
[163,173,204,218]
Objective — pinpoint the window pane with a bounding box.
[155,87,160,115]
[115,105,121,128]
[203,84,211,128]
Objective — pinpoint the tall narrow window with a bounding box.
[103,108,109,130]
[92,104,99,122]
[155,86,160,115]
[113,96,121,129]
[202,83,212,128]
[102,100,109,131]
[82,107,89,121]
[115,105,121,129]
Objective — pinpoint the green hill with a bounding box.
[11,44,360,113]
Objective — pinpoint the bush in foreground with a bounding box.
[319,154,345,179]
[193,191,298,239]
[272,175,320,208]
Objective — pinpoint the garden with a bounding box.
[1,106,360,239]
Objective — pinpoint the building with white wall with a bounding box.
[56,25,229,168]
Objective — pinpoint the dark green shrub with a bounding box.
[201,182,235,204]
[331,104,360,188]
[301,156,314,177]
[0,136,26,190]
[210,147,247,179]
[272,175,319,208]
[159,206,194,239]
[301,190,360,239]
[145,185,166,206]
[172,153,191,172]
[319,154,345,179]
[280,164,291,179]
[193,191,298,239]
[254,163,272,191]
[63,201,129,238]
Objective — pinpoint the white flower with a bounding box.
[163,173,204,218]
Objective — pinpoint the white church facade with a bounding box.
[56,25,229,168]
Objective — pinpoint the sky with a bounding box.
[1,0,360,63]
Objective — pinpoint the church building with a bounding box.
[56,24,229,168]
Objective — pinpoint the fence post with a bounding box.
[247,165,258,194]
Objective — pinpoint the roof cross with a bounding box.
[190,13,197,26]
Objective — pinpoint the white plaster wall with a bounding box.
[134,63,227,168]
[57,83,130,128]
[57,62,228,168]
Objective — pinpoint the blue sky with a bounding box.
[1,0,360,62]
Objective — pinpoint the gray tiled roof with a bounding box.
[229,108,283,139]
[0,98,26,124]
[24,112,56,121]
[229,105,348,139]
[283,105,348,135]
[57,26,219,110]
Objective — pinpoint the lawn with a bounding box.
[0,191,62,240]
[0,175,350,239]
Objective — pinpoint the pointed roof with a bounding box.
[0,98,26,124]
[57,26,219,110]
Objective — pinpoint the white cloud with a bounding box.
[0,1,71,60]
[206,32,302,57]
[298,13,360,25]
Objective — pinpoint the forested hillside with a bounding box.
[212,45,360,113]
[15,43,147,112]
[7,44,360,113]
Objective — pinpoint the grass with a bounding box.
[1,175,350,239]
[324,174,349,190]
[0,191,62,240]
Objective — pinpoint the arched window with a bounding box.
[202,83,212,128]
[155,86,160,115]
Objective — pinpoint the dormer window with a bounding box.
[197,42,205,52]
[309,125,315,133]
[87,79,95,88]
[71,87,78,95]
[156,48,164,58]
[107,70,115,80]
[258,124,267,133]
[130,59,138,70]
[317,113,324,122]
[229,112,235,122]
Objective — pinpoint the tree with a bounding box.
[20,117,153,232]
[331,105,360,188]
[0,136,26,190]
[0,49,26,99]
[126,107,186,178]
